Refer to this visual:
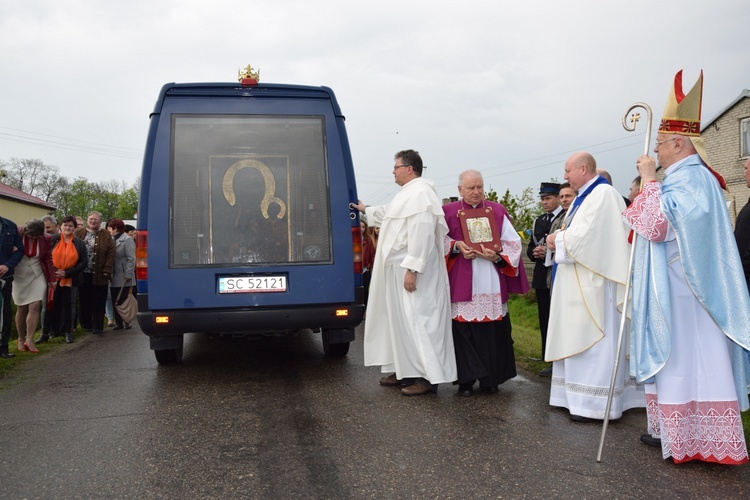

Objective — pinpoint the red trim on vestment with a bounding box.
[673,453,749,466]
[446,241,458,273]
[674,70,685,103]
[499,254,516,277]
[454,314,502,323]
[658,119,700,135]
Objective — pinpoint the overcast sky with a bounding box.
[1,0,748,207]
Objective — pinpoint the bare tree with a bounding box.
[4,157,62,202]
[2,157,140,221]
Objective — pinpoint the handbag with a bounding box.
[47,283,56,310]
[115,284,138,324]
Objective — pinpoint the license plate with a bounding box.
[218,275,287,294]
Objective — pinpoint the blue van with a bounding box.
[136,75,364,363]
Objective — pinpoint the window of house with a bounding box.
[741,117,750,158]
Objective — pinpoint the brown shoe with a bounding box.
[379,374,401,386]
[401,380,435,396]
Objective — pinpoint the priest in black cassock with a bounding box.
[735,157,750,290]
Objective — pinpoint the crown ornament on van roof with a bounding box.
[238,65,260,86]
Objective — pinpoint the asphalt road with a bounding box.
[0,322,748,499]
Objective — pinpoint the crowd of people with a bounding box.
[353,71,750,466]
[0,211,136,356]
[3,71,749,467]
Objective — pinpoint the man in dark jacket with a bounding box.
[735,158,750,289]
[0,216,24,357]
[526,182,563,376]
[75,211,115,334]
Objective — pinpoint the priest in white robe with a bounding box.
[353,149,456,396]
[545,152,645,421]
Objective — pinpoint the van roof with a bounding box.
[151,82,343,117]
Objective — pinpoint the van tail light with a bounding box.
[136,230,148,280]
[352,226,362,274]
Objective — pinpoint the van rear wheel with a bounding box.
[155,347,183,364]
[151,335,184,364]
[323,341,350,357]
[321,328,353,357]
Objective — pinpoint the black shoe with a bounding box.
[92,329,103,335]
[539,365,553,377]
[570,414,599,423]
[480,386,499,394]
[457,383,475,397]
[640,434,662,448]
[65,333,74,343]
[0,352,15,359]
[36,334,50,344]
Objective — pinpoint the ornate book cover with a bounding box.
[457,206,501,252]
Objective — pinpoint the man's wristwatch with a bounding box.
[407,269,417,274]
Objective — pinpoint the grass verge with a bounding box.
[508,291,548,375]
[0,330,83,380]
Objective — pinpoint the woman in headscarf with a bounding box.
[49,216,87,343]
[107,219,135,330]
[13,219,55,353]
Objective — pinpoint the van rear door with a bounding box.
[137,83,363,358]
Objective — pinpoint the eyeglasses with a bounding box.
[654,137,679,147]
[393,164,411,169]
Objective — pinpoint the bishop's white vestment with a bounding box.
[624,155,750,464]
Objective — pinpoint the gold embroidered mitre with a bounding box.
[659,69,702,136]
[659,69,726,190]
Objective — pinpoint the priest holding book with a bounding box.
[442,169,529,396]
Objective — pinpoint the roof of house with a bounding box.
[702,89,750,130]
[0,181,56,210]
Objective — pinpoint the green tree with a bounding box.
[49,177,73,215]
[498,187,541,241]
[60,177,100,218]
[94,180,124,219]
[116,187,139,220]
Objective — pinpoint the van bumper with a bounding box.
[136,293,365,336]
